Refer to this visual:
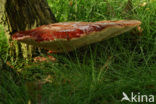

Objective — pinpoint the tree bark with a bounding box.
[5,0,57,33]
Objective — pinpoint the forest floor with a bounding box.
[0,0,156,104]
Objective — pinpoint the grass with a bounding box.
[0,0,156,104]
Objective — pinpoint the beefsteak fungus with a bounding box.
[12,20,141,52]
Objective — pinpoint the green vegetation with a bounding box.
[0,0,156,104]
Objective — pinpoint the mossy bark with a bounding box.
[5,0,57,33]
[1,0,57,62]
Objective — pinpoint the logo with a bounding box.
[121,92,155,103]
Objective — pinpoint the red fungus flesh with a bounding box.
[12,20,141,52]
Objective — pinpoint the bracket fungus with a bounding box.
[12,20,141,52]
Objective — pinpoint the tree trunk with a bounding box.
[5,0,57,33]
[0,0,57,62]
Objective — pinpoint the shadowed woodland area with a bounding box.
[0,0,156,104]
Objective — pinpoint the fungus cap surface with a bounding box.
[12,20,141,52]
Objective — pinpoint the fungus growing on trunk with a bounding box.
[12,20,141,52]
